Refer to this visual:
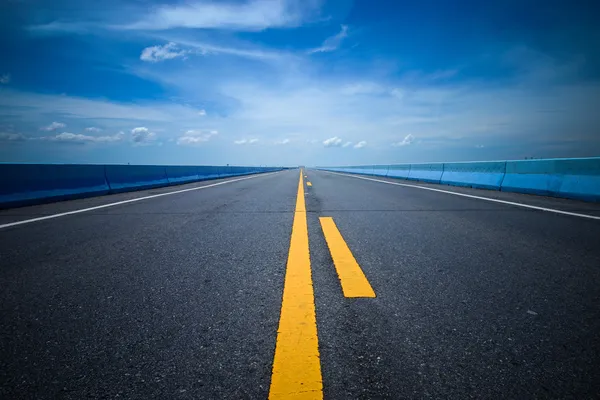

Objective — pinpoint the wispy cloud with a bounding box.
[234,138,259,145]
[42,132,124,143]
[177,129,217,145]
[140,42,189,63]
[340,82,385,96]
[123,0,314,31]
[323,136,343,147]
[342,141,352,148]
[275,138,291,145]
[85,127,101,132]
[353,140,367,149]
[392,134,415,147]
[40,121,66,131]
[308,25,348,54]
[0,74,10,84]
[198,109,207,116]
[0,132,26,141]
[151,36,291,61]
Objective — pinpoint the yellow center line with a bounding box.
[319,217,376,298]
[269,170,323,399]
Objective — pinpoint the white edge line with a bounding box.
[321,170,600,221]
[0,171,281,230]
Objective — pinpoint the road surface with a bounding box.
[1,169,600,399]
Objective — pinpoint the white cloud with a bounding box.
[323,136,343,147]
[85,127,102,132]
[342,141,352,148]
[234,138,259,145]
[140,42,188,62]
[3,42,600,165]
[392,134,415,147]
[198,109,206,116]
[0,74,10,84]
[353,141,367,149]
[124,0,315,31]
[177,129,217,145]
[40,121,66,131]
[0,132,26,141]
[131,127,157,143]
[43,132,124,143]
[275,138,290,145]
[309,25,348,54]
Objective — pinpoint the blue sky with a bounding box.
[1,0,599,166]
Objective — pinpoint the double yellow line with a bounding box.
[269,170,374,399]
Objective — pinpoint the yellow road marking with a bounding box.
[269,171,323,399]
[307,182,312,187]
[319,217,376,298]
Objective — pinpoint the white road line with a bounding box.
[0,172,281,230]
[321,170,600,221]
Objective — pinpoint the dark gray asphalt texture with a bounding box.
[2,169,600,399]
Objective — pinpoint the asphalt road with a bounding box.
[1,169,600,399]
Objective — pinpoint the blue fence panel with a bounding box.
[105,165,169,193]
[407,163,444,183]
[165,166,200,185]
[387,164,411,179]
[0,164,109,208]
[440,161,507,190]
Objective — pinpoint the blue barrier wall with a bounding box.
[198,166,222,180]
[165,166,200,184]
[0,163,282,209]
[1,164,282,209]
[441,161,506,190]
[372,165,389,177]
[501,158,600,201]
[105,165,169,193]
[407,163,444,183]
[556,158,600,202]
[317,157,600,202]
[0,164,109,208]
[387,164,411,179]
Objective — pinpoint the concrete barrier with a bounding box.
[228,166,248,176]
[105,165,169,193]
[0,164,109,208]
[501,159,564,197]
[555,158,600,201]
[407,163,444,183]
[441,161,507,190]
[344,166,368,175]
[198,166,222,180]
[387,164,411,179]
[0,164,281,209]
[165,166,200,185]
[502,158,600,201]
[319,157,600,202]
[372,165,389,177]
